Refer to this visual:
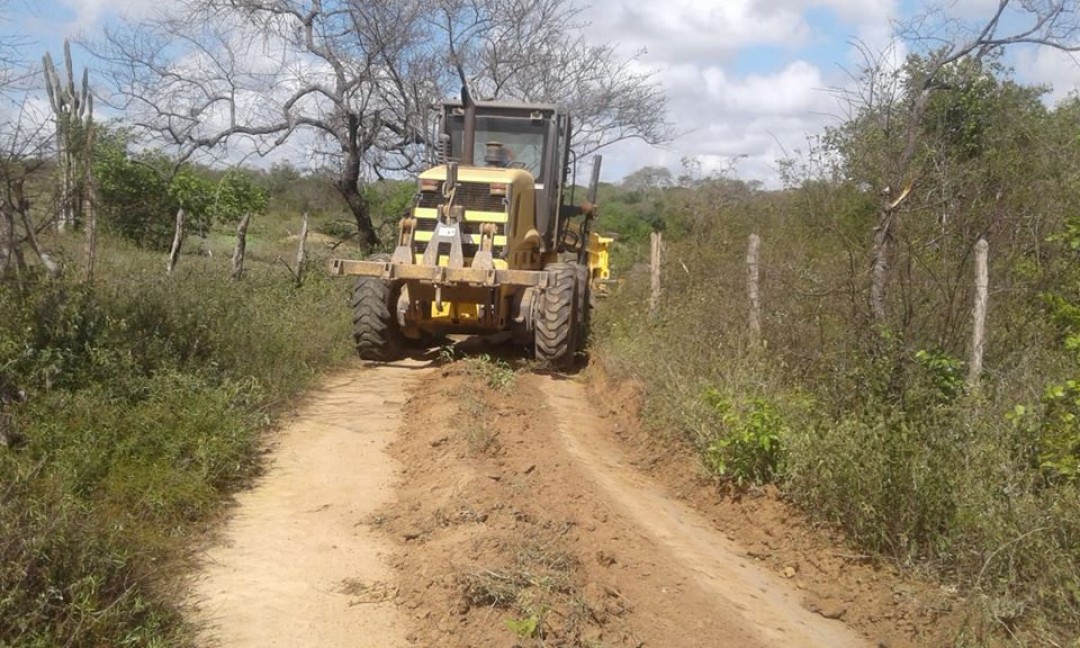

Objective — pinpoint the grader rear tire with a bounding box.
[351,258,404,361]
[535,263,578,367]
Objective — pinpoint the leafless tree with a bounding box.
[0,105,61,285]
[88,0,671,248]
[0,3,61,283]
[447,0,671,157]
[834,0,1080,325]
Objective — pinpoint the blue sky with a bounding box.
[4,0,1080,185]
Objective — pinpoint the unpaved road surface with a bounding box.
[190,364,422,647]
[189,360,886,646]
[543,378,864,647]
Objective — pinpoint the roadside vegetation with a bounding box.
[0,229,352,646]
[592,55,1080,644]
[1,118,360,645]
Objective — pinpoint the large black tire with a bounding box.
[534,263,578,367]
[352,255,404,361]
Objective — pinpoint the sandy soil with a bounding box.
[189,362,426,648]
[188,357,964,647]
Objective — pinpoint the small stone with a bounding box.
[803,596,847,620]
[783,566,797,579]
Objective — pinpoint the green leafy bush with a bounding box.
[701,389,788,486]
[94,132,268,250]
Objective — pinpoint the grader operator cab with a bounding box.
[327,97,611,366]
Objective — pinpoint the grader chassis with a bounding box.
[328,97,610,366]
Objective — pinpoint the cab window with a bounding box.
[447,115,547,178]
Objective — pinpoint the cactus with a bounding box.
[43,40,93,235]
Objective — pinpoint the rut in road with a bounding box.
[540,377,867,648]
[189,362,426,648]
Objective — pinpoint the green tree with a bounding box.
[823,2,1080,327]
[94,130,215,250]
[213,170,268,225]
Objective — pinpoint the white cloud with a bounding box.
[58,0,164,32]
[586,0,899,64]
[770,0,896,25]
[600,58,842,187]
[1015,46,1080,105]
[703,60,833,114]
[586,0,811,63]
[578,0,899,186]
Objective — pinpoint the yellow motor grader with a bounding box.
[327,96,611,365]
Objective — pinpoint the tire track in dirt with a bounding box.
[376,362,871,647]
[187,359,871,647]
[189,362,428,648]
[539,375,868,648]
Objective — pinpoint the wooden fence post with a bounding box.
[295,212,309,286]
[649,231,662,315]
[82,168,97,283]
[747,233,761,347]
[231,213,251,280]
[166,207,184,277]
[968,237,989,387]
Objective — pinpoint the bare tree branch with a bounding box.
[86,0,671,247]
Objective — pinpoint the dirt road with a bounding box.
[189,360,874,647]
[190,363,422,647]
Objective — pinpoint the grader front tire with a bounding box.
[535,264,578,367]
[352,276,404,361]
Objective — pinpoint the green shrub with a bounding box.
[785,406,963,560]
[1032,380,1080,481]
[700,389,789,486]
[0,236,352,645]
[316,218,358,241]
